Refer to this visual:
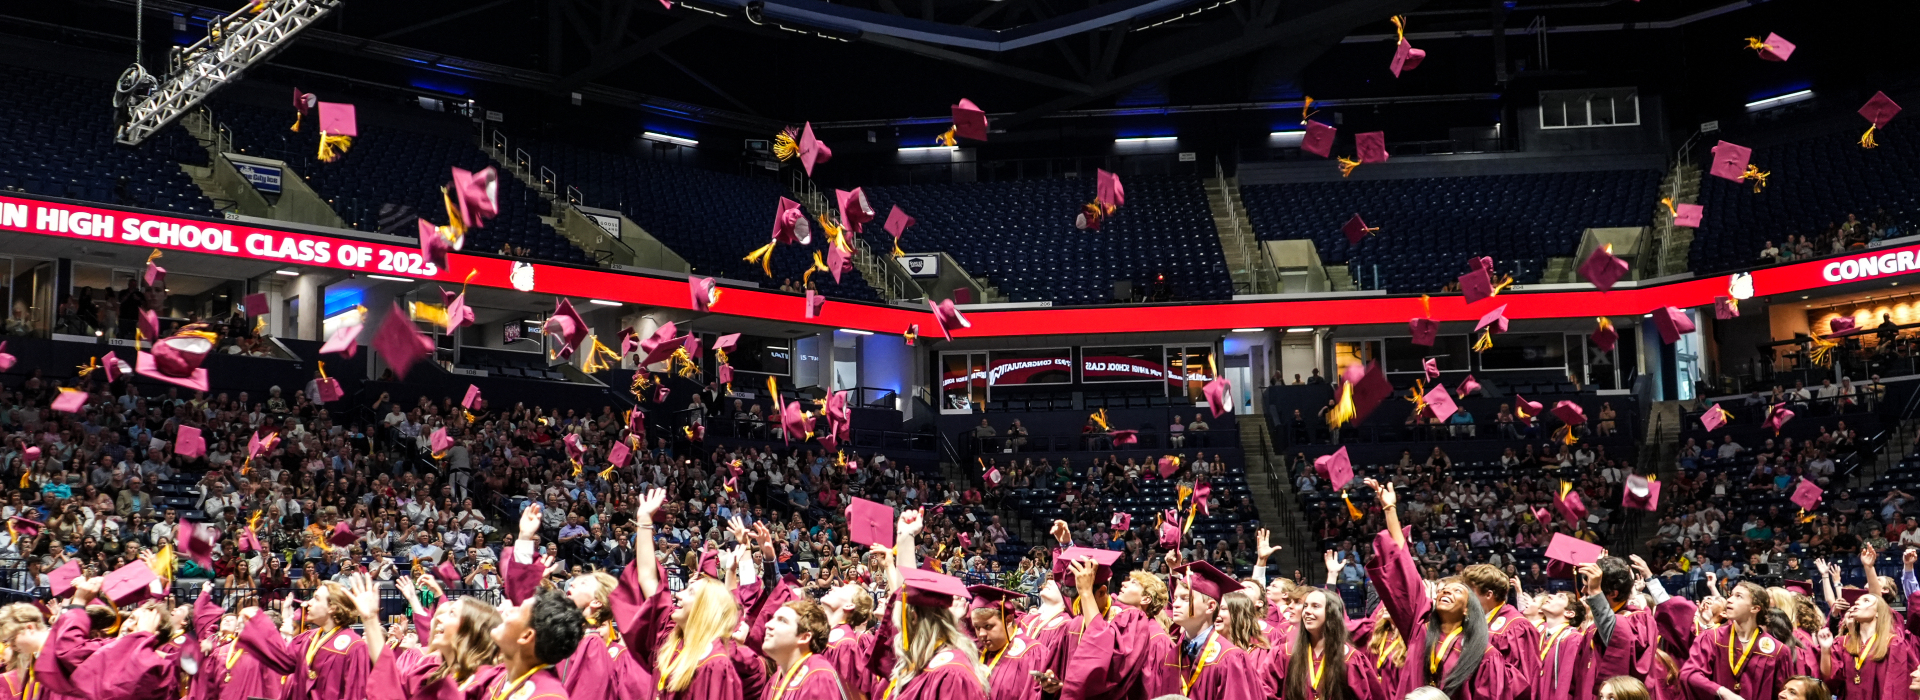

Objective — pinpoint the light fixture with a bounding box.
[898,145,958,153]
[1745,90,1815,112]
[1115,136,1177,144]
[838,328,874,335]
[1268,131,1305,146]
[274,269,300,276]
[588,299,622,306]
[1286,327,1314,333]
[642,131,698,147]
[367,274,413,282]
[1231,328,1266,333]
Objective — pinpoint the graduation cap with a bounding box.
[836,188,875,233]
[1552,400,1586,426]
[1578,245,1630,291]
[1746,32,1795,62]
[1109,430,1139,447]
[1314,446,1353,490]
[625,407,646,436]
[1174,560,1241,602]
[984,466,1003,486]
[639,327,686,368]
[967,584,1022,616]
[138,309,159,340]
[290,88,317,131]
[247,431,280,461]
[9,516,41,539]
[1791,477,1824,511]
[138,332,216,391]
[315,375,343,403]
[22,446,39,463]
[771,197,812,246]
[1715,296,1740,320]
[462,385,482,410]
[102,559,163,606]
[1203,374,1233,418]
[328,522,359,547]
[1841,587,1870,605]
[1388,16,1426,77]
[1337,360,1395,427]
[1050,546,1122,587]
[717,364,733,386]
[883,206,915,257]
[694,551,722,579]
[320,314,363,357]
[1342,214,1379,245]
[1096,169,1126,210]
[236,526,261,553]
[1859,91,1901,149]
[607,440,632,468]
[805,290,827,319]
[102,352,130,383]
[1653,306,1694,344]
[1157,455,1181,478]
[143,255,167,288]
[847,497,894,549]
[951,99,988,142]
[51,388,90,414]
[316,102,357,162]
[1533,507,1553,526]
[1301,121,1336,158]
[374,303,433,380]
[689,276,721,312]
[1831,316,1858,334]
[175,425,206,459]
[179,518,216,569]
[48,560,82,598]
[1110,512,1132,531]
[0,341,13,372]
[1592,318,1619,353]
[1422,358,1439,382]
[1701,404,1732,432]
[542,298,590,359]
[430,428,453,456]
[1423,382,1458,423]
[1622,474,1661,511]
[1554,482,1588,524]
[780,401,813,444]
[1459,267,1494,304]
[928,298,970,340]
[1673,203,1704,228]
[1783,580,1814,596]
[1765,404,1795,432]
[901,568,970,607]
[1408,317,1438,346]
[1475,304,1509,334]
[825,241,854,284]
[1456,374,1480,399]
[450,166,501,229]
[904,324,919,346]
[1709,141,1754,183]
[1544,533,1603,572]
[1158,509,1182,547]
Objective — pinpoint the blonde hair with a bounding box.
[429,597,501,684]
[0,603,46,672]
[891,602,988,691]
[1842,595,1894,662]
[317,581,359,629]
[1368,609,1406,668]
[656,578,740,692]
[1599,676,1650,700]
[570,572,619,626]
[1766,588,1799,629]
[1129,571,1168,617]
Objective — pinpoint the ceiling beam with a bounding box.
[371,0,523,41]
[551,19,702,94]
[862,33,1094,93]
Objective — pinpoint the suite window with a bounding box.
[1540,88,1639,129]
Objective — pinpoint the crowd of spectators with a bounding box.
[1756,208,1906,264]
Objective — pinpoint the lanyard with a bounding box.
[1539,626,1571,661]
[1854,632,1875,672]
[771,654,813,700]
[1375,637,1403,669]
[303,627,339,668]
[491,665,550,700]
[1726,627,1761,678]
[1429,628,1464,675]
[1309,647,1328,687]
[1182,638,1214,695]
[1483,603,1504,625]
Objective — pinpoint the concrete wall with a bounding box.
[904,251,983,303]
[1265,240,1326,293]
[217,154,348,229]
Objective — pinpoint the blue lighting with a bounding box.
[323,288,364,319]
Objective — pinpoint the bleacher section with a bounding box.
[213,101,583,265]
[0,67,216,215]
[1242,171,1661,292]
[1690,129,1920,273]
[860,177,1232,305]
[516,140,880,301]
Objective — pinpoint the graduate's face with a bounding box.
[10,627,45,656]
[1039,581,1065,607]
[1118,579,1145,607]
[970,609,1009,653]
[490,600,533,660]
[1723,587,1757,623]
[1539,593,1570,620]
[671,587,695,624]
[1433,581,1470,616]
[1265,580,1288,606]
[821,584,858,613]
[1301,591,1329,635]
[763,607,811,656]
[1850,595,1880,623]
[566,578,602,614]
[431,601,462,648]
[1779,680,1814,700]
[307,588,334,623]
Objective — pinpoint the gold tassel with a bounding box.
[1742,165,1769,193]
[441,187,468,238]
[1660,197,1676,216]
[817,213,845,246]
[1862,125,1880,149]
[1555,425,1576,445]
[671,347,698,378]
[1345,491,1364,521]
[936,128,957,147]
[1419,294,1431,319]
[1301,96,1317,124]
[773,128,799,161]
[1809,333,1838,367]
[75,357,100,377]
[1744,36,1774,52]
[1090,408,1110,432]
[1338,157,1362,177]
[410,302,450,329]
[891,239,905,258]
[1391,15,1408,43]
[767,375,780,404]
[1327,382,1356,428]
[290,111,303,133]
[151,544,176,582]
[1407,379,1429,414]
[802,251,828,287]
[1596,316,1614,336]
[1491,275,1515,297]
[743,242,777,278]
[1474,330,1494,352]
[318,133,353,162]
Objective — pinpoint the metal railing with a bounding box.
[1212,157,1276,295]
[788,169,919,301]
[963,428,1241,456]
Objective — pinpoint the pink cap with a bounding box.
[1764,404,1795,431]
[434,560,461,584]
[625,407,646,436]
[138,309,159,340]
[450,166,501,229]
[144,260,167,288]
[1555,485,1588,525]
[1830,316,1858,334]
[8,516,40,539]
[236,527,262,553]
[1552,400,1586,425]
[1158,510,1181,547]
[1514,394,1544,426]
[818,433,839,454]
[1344,360,1395,425]
[1422,357,1439,382]
[1533,507,1552,525]
[22,447,38,463]
[1592,320,1618,353]
[1791,477,1824,511]
[1700,404,1729,431]
[1301,121,1336,158]
[1709,141,1753,183]
[717,363,733,385]
[805,290,827,319]
[1715,296,1739,320]
[48,561,83,598]
[247,431,279,460]
[689,276,720,312]
[796,122,830,176]
[175,425,206,459]
[780,401,813,445]
[1653,306,1694,344]
[1096,169,1126,210]
[1342,214,1375,245]
[328,521,358,547]
[609,440,633,468]
[928,299,970,340]
[1860,91,1902,128]
[320,320,361,357]
[243,293,270,319]
[1544,533,1603,568]
[772,197,812,245]
[51,388,90,414]
[1390,38,1426,77]
[1456,374,1480,399]
[1051,546,1123,586]
[885,205,915,242]
[462,384,482,410]
[1111,512,1132,531]
[317,102,357,137]
[430,427,453,454]
[639,332,686,368]
[847,497,894,548]
[901,567,970,607]
[293,88,315,112]
[714,332,740,354]
[374,303,434,380]
[1203,376,1233,418]
[562,434,585,461]
[1475,304,1509,334]
[315,377,343,403]
[1108,429,1139,447]
[1459,267,1493,303]
[1470,256,1494,272]
[101,560,162,606]
[1355,131,1388,164]
[1157,456,1180,478]
[445,293,473,333]
[1174,560,1241,601]
[952,98,988,141]
[101,352,129,383]
[984,467,1002,486]
[1673,203,1704,228]
[542,298,590,359]
[0,341,14,372]
[1409,317,1438,346]
[1751,32,1795,62]
[1314,446,1353,490]
[1622,474,1661,511]
[826,240,853,284]
[836,188,875,233]
[1578,246,1629,291]
[1423,382,1457,423]
[179,518,215,569]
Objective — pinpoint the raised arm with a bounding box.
[1324,550,1342,588]
[1361,478,1422,640]
[893,508,923,581]
[1253,528,1279,586]
[349,573,386,665]
[635,488,667,598]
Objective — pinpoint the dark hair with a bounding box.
[1423,582,1489,697]
[527,589,586,665]
[1284,588,1352,700]
[1596,557,1634,603]
[786,599,832,654]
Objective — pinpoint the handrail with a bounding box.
[538,166,558,195]
[566,185,584,206]
[514,148,533,179]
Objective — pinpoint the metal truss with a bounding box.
[115,0,340,146]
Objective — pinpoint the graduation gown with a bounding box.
[1486,605,1541,700]
[237,612,372,700]
[618,565,752,700]
[984,631,1055,700]
[558,629,630,700]
[1365,529,1519,700]
[1680,624,1793,700]
[478,666,568,700]
[1825,633,1919,700]
[1060,604,1168,700]
[881,649,987,700]
[762,654,847,700]
[1534,625,1586,700]
[0,670,46,700]
[368,650,506,700]
[1571,594,1655,700]
[1171,630,1263,700]
[825,624,881,700]
[32,608,175,700]
[1645,595,1699,700]
[211,638,287,700]
[1266,642,1390,700]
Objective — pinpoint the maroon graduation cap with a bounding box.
[1343,214,1378,245]
[1544,533,1603,572]
[1860,91,1901,148]
[328,522,359,547]
[1791,477,1824,511]
[1653,306,1695,344]
[179,518,216,569]
[450,166,501,229]
[901,568,970,607]
[51,388,90,414]
[884,205,915,254]
[771,197,812,246]
[805,290,827,319]
[952,99,988,141]
[1344,360,1395,426]
[1459,267,1494,304]
[1390,28,1426,77]
[928,298,970,340]
[1747,32,1795,62]
[1301,121,1336,158]
[689,276,720,313]
[1314,447,1353,490]
[1409,317,1438,346]
[542,298,590,359]
[836,188,875,233]
[1174,560,1241,601]
[1110,512,1132,532]
[1709,141,1754,183]
[49,560,83,598]
[1456,374,1480,399]
[608,440,632,468]
[1097,169,1126,210]
[0,341,14,372]
[373,303,434,380]
[1621,474,1661,511]
[847,497,894,549]
[796,122,831,176]
[1355,131,1389,164]
[1423,382,1457,423]
[1554,484,1589,525]
[175,425,205,459]
[1578,245,1630,291]
[102,560,163,606]
[1592,318,1619,353]
[1203,375,1233,418]
[1552,400,1586,426]
[1765,404,1796,432]
[1050,546,1122,587]
[463,385,482,410]
[320,317,362,357]
[1422,358,1439,382]
[1673,203,1704,228]
[1715,296,1739,320]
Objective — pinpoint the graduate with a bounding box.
[619,487,757,700]
[1273,586,1389,700]
[1817,592,1916,700]
[866,507,989,700]
[1681,581,1795,700]
[1463,564,1541,700]
[349,573,504,700]
[1354,606,1406,689]
[479,587,586,700]
[0,603,46,700]
[1056,545,1176,700]
[818,577,880,700]
[31,571,179,700]
[1573,557,1657,700]
[1532,592,1591,700]
[759,598,848,700]
[1362,478,1517,700]
[1629,556,1697,700]
[237,579,371,700]
[967,585,1053,700]
[1166,560,1264,700]
[1217,591,1279,695]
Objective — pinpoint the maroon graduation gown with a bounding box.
[0,671,45,700]
[1486,605,1541,700]
[1644,596,1699,700]
[1571,596,1655,700]
[618,566,753,700]
[984,630,1056,700]
[237,612,372,700]
[826,624,881,700]
[32,607,175,700]
[478,666,569,700]
[369,651,506,700]
[1534,625,1587,700]
[1172,630,1262,700]
[558,629,625,700]
[1680,624,1793,700]
[1267,643,1391,700]
[762,654,848,700]
[212,638,287,700]
[1826,633,1919,700]
[881,650,986,700]
[1365,529,1520,700]
[1060,604,1166,700]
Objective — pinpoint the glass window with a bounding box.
[1478,333,1567,370]
[1385,336,1470,374]
[1082,345,1169,383]
[987,348,1073,386]
[724,334,793,376]
[1539,88,1639,130]
[1334,340,1382,376]
[940,352,988,412]
[1169,345,1216,401]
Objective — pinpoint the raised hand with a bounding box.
[518,503,542,541]
[1323,550,1340,574]
[70,576,103,606]
[1364,478,1396,509]
[638,487,667,521]
[347,573,381,622]
[1049,520,1071,545]
[1628,554,1653,580]
[1905,548,1917,569]
[897,509,923,538]
[1256,529,1280,561]
[728,516,749,546]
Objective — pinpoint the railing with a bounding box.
[566,185,584,206]
[1212,157,1276,295]
[788,168,918,301]
[963,428,1241,456]
[711,417,937,452]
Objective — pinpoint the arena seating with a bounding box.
[1242,171,1661,292]
[516,140,882,301]
[212,100,584,265]
[858,176,1233,305]
[0,67,216,215]
[1689,128,1920,273]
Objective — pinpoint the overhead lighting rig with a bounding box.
[115,0,341,146]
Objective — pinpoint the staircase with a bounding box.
[1650,162,1703,277]
[1621,400,1684,559]
[477,139,610,264]
[1238,413,1309,577]
[1326,265,1356,292]
[786,172,918,302]
[177,108,241,214]
[1206,170,1277,296]
[1541,256,1576,284]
